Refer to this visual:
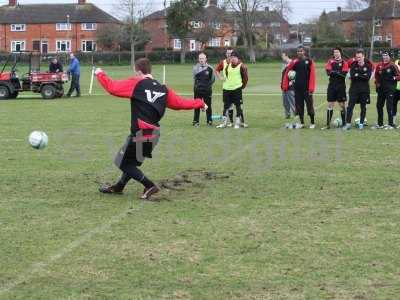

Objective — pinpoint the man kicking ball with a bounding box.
[95,58,207,200]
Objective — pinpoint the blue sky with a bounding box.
[0,0,349,24]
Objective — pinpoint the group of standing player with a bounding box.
[282,46,400,130]
[192,48,248,129]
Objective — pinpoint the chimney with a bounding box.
[78,0,86,4]
[207,0,218,6]
[9,0,17,6]
[265,6,270,12]
[337,6,342,18]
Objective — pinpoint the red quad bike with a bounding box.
[0,52,69,100]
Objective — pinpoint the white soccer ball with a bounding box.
[355,118,367,126]
[333,118,342,128]
[29,131,48,150]
[288,70,296,80]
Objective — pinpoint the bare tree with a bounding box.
[225,0,289,62]
[345,0,369,11]
[117,0,151,68]
[225,0,269,63]
[96,24,122,51]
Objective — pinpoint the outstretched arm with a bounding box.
[166,88,206,110]
[95,68,141,99]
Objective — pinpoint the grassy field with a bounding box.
[1,63,400,300]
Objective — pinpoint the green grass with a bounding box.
[1,63,400,300]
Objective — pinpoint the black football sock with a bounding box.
[115,173,131,190]
[310,114,315,125]
[341,109,346,126]
[360,104,367,124]
[326,109,333,126]
[228,110,234,123]
[240,112,245,123]
[300,114,305,124]
[141,176,155,189]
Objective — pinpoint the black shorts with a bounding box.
[223,88,242,105]
[327,84,347,102]
[114,134,159,169]
[349,90,370,105]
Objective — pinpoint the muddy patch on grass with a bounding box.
[153,169,231,201]
[159,169,230,190]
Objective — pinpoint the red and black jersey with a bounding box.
[325,58,349,85]
[282,58,316,93]
[375,62,400,92]
[348,59,374,93]
[96,71,205,134]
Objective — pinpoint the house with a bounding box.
[142,0,289,52]
[252,7,290,46]
[341,1,400,47]
[0,0,120,53]
[143,0,235,52]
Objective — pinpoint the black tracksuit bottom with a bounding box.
[294,89,315,124]
[377,88,395,126]
[193,90,212,123]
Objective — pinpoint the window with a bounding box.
[173,39,181,50]
[81,40,96,52]
[32,40,40,51]
[274,34,282,40]
[189,40,196,51]
[270,22,280,28]
[11,40,25,52]
[386,34,392,42]
[208,38,220,47]
[81,23,97,31]
[56,40,71,52]
[210,22,221,29]
[11,24,26,32]
[373,35,383,41]
[224,39,231,47]
[375,19,382,27]
[190,21,201,29]
[56,23,72,31]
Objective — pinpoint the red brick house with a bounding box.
[0,0,119,53]
[341,2,400,47]
[143,0,289,52]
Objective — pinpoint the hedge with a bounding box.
[1,48,400,67]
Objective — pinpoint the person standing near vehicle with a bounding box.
[192,52,215,127]
[66,53,81,97]
[49,57,63,73]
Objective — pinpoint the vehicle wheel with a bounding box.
[41,85,56,99]
[10,91,19,99]
[0,86,10,100]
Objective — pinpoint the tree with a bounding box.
[96,24,122,51]
[225,0,288,62]
[314,11,345,45]
[167,0,206,64]
[117,0,151,68]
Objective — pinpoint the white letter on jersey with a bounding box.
[145,90,166,103]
